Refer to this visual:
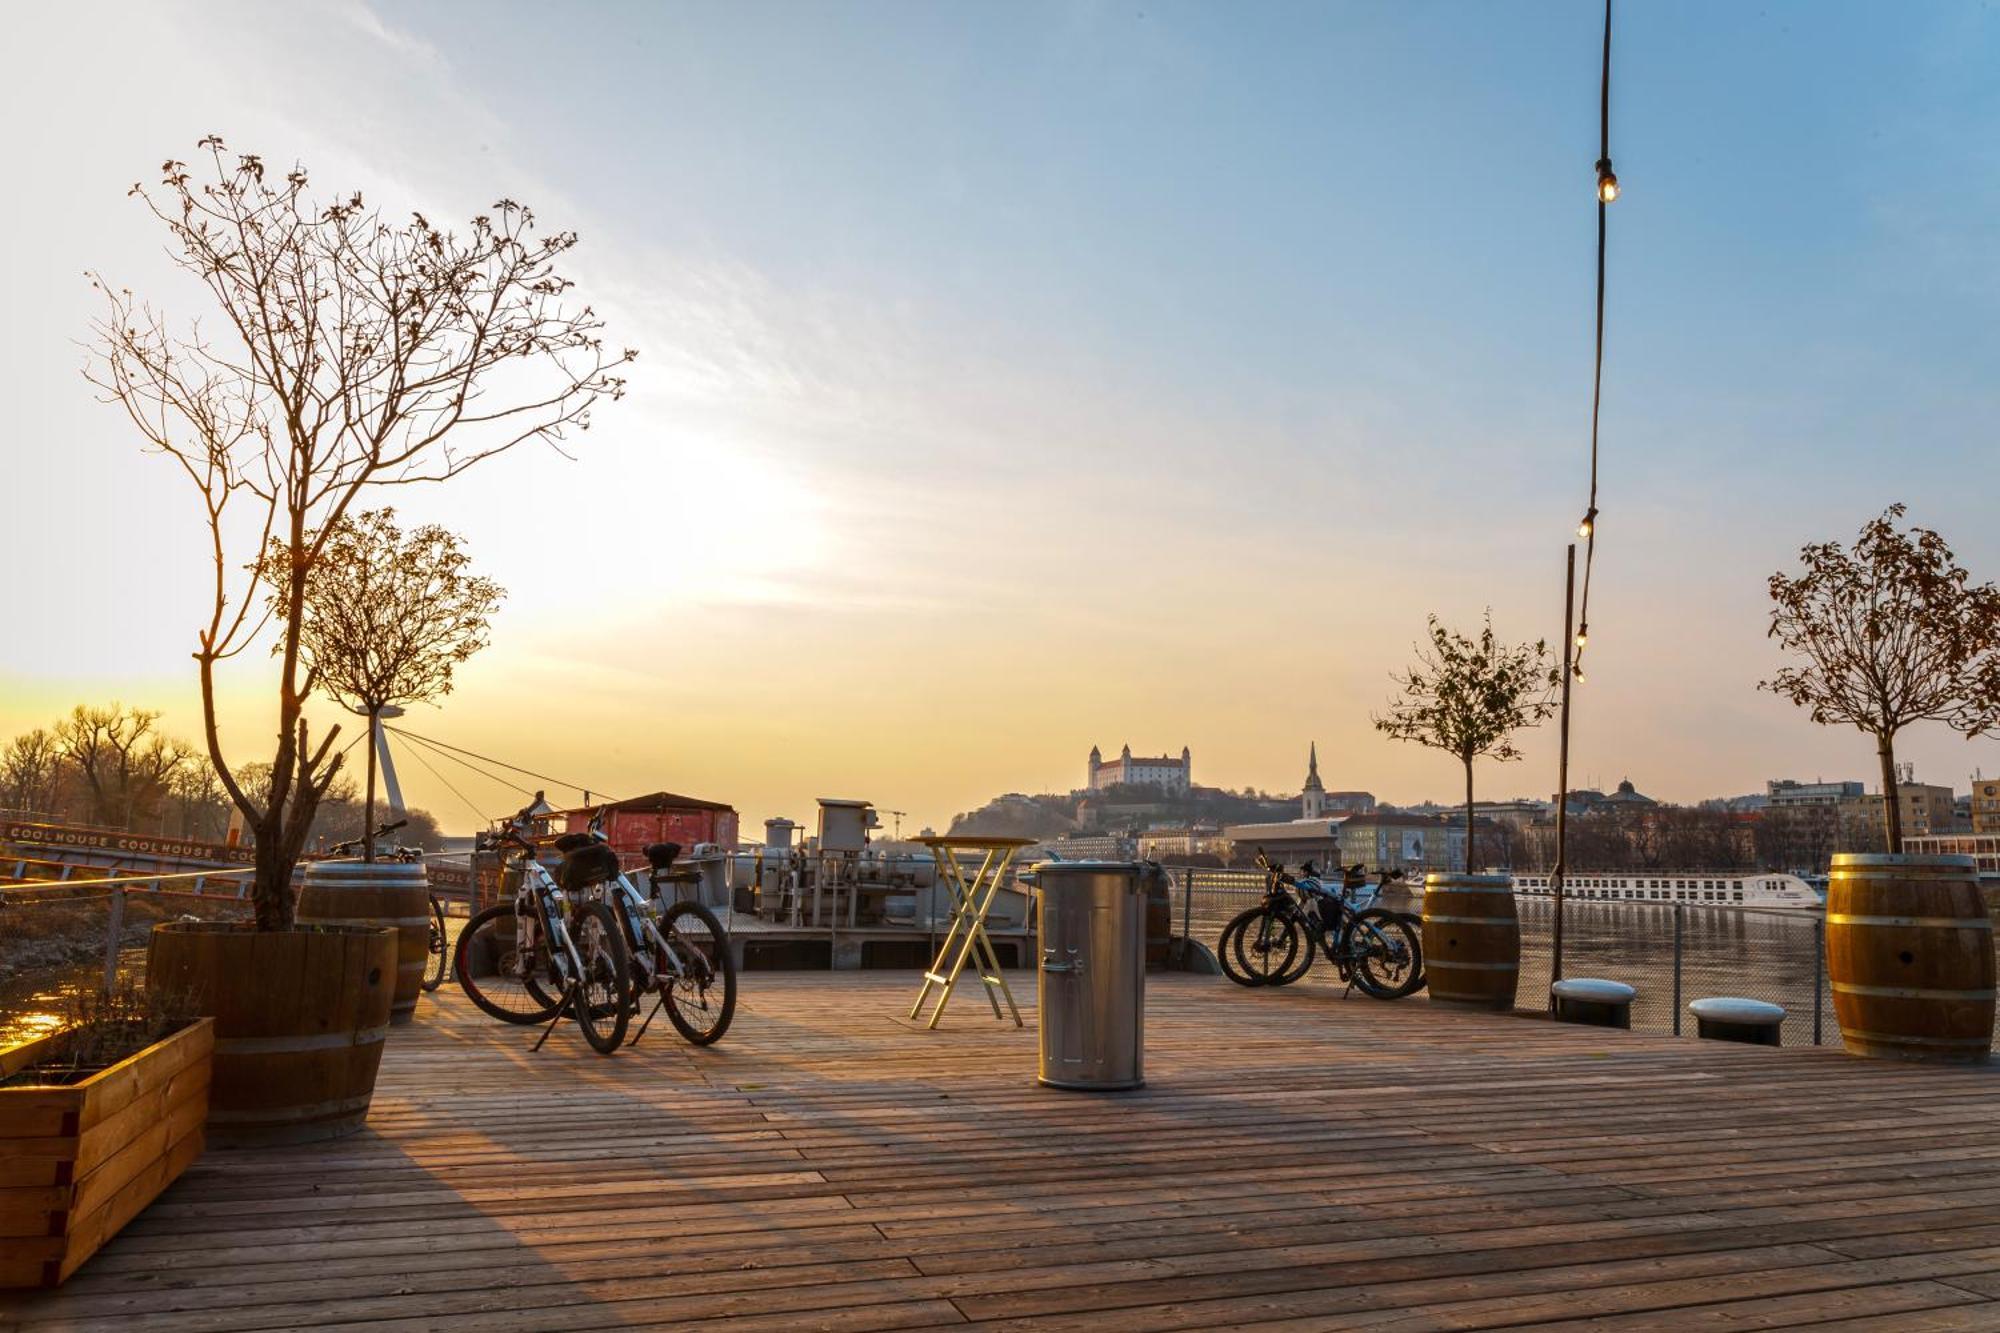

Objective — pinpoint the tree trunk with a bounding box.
[363,709,379,864]
[1463,756,1476,872]
[1876,731,1903,854]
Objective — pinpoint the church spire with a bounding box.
[1304,742,1323,791]
[1301,742,1325,820]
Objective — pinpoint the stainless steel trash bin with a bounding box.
[1035,860,1153,1090]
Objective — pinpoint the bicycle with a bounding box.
[327,819,450,993]
[576,820,737,1046]
[1219,851,1424,999]
[452,799,633,1054]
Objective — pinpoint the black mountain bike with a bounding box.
[1219,852,1424,999]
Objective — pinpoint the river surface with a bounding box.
[1185,885,1840,1047]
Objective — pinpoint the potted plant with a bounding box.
[1763,505,2000,1062]
[1374,613,1558,1009]
[282,509,504,1023]
[0,984,212,1288]
[85,138,631,1142]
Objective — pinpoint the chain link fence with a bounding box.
[1164,865,1840,1047]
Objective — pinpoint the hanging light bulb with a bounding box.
[1573,663,1586,684]
[1577,506,1598,539]
[1596,157,1619,203]
[1575,625,1589,650]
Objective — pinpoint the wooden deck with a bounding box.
[9,974,2000,1330]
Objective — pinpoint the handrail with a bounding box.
[1,865,257,894]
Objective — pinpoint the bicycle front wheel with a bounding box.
[658,901,736,1046]
[1348,909,1423,1000]
[571,900,632,1055]
[455,904,562,1024]
[421,896,449,993]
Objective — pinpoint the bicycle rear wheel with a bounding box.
[658,901,736,1045]
[1217,909,1264,987]
[571,900,632,1054]
[455,904,563,1024]
[421,896,449,993]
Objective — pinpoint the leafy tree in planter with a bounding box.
[86,137,632,929]
[1373,614,1560,870]
[263,509,504,859]
[1762,505,2000,852]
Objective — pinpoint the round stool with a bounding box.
[1689,996,1785,1047]
[1552,977,1636,1029]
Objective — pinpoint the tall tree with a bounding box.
[87,138,631,928]
[1373,614,1560,870]
[0,729,64,817]
[267,508,504,858]
[51,704,185,829]
[1762,506,2000,852]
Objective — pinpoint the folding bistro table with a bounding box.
[909,835,1036,1029]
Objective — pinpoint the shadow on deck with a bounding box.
[7,973,2000,1329]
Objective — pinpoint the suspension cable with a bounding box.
[381,725,606,801]
[392,733,494,826]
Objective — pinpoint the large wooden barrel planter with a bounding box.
[299,860,431,1023]
[146,922,396,1147]
[1422,873,1520,1011]
[1826,852,1994,1064]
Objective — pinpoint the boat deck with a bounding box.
[9,972,2000,1329]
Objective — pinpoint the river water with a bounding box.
[1184,883,1838,1047]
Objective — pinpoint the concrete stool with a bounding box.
[1689,997,1785,1047]
[1551,978,1636,1029]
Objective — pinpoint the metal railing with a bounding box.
[1157,864,1840,1048]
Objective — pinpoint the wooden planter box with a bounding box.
[0,1017,213,1288]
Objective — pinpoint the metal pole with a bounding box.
[1671,903,1683,1036]
[102,887,126,992]
[1551,543,1577,1004]
[1813,916,1825,1046]
[1180,867,1193,946]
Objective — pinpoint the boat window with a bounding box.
[1733,891,1744,901]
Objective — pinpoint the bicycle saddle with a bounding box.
[643,841,681,871]
[552,832,596,852]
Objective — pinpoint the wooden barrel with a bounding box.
[1145,870,1173,969]
[299,860,431,1024]
[146,921,395,1147]
[1422,873,1520,1010]
[1826,853,1994,1064]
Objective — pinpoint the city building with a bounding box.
[1220,817,1346,869]
[1087,743,1192,793]
[1301,743,1325,819]
[1975,775,2000,834]
[1135,824,1229,862]
[1337,813,1470,876]
[1839,773,1960,845]
[1767,778,1865,808]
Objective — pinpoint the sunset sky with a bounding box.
[4,1,1998,835]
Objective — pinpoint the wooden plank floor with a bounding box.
[8,973,2000,1330]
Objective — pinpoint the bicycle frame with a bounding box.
[507,851,588,993]
[590,869,700,990]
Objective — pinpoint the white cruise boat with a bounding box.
[1509,870,1822,910]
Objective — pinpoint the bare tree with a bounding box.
[86,138,632,928]
[0,729,65,817]
[1373,614,1560,869]
[51,704,186,829]
[265,508,503,858]
[1763,506,2000,851]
